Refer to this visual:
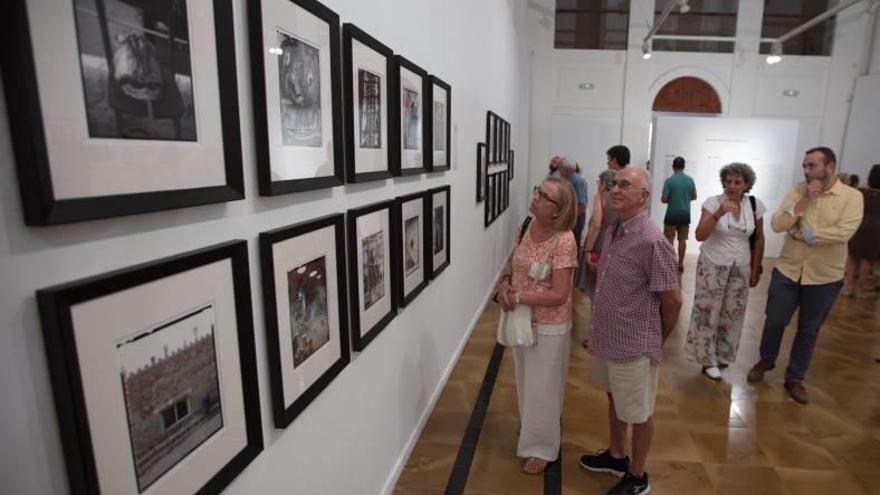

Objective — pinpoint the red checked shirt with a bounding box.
[588,210,679,365]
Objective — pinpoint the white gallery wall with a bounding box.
[649,115,800,257]
[0,1,530,494]
[527,0,879,233]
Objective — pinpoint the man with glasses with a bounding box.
[579,167,681,495]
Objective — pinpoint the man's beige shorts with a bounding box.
[664,224,689,242]
[592,356,659,424]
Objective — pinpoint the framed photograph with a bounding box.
[501,170,509,211]
[37,241,262,495]
[2,0,244,225]
[390,56,428,176]
[343,23,393,183]
[484,173,494,227]
[508,150,515,180]
[259,214,350,428]
[347,200,397,351]
[426,185,451,279]
[476,143,487,202]
[485,112,495,164]
[393,192,429,307]
[248,0,344,195]
[425,76,451,173]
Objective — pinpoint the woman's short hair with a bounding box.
[545,178,577,231]
[598,169,616,187]
[719,162,757,192]
[869,164,880,189]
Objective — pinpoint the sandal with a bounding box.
[523,457,548,474]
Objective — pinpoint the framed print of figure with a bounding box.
[508,149,514,180]
[390,56,427,176]
[347,200,396,351]
[393,191,428,307]
[248,0,344,195]
[37,241,262,494]
[426,185,450,279]
[342,23,393,183]
[2,0,244,224]
[259,214,350,428]
[425,75,451,172]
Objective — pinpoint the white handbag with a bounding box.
[496,304,535,347]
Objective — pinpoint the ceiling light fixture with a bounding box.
[642,42,652,60]
[677,0,691,14]
[765,42,782,64]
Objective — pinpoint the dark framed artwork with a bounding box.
[501,170,509,211]
[475,143,487,202]
[425,75,451,173]
[259,214,350,428]
[484,173,495,227]
[390,56,428,176]
[347,200,397,351]
[37,241,262,495]
[426,185,451,279]
[343,23,393,183]
[508,150,515,180]
[2,0,244,225]
[393,191,429,307]
[249,0,344,195]
[485,112,496,164]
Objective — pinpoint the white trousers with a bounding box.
[512,327,570,461]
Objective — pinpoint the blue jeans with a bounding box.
[573,212,586,250]
[758,269,842,382]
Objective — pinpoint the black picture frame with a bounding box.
[426,185,451,279]
[259,214,350,428]
[484,173,494,227]
[343,23,393,183]
[476,143,487,202]
[249,0,345,195]
[390,56,429,176]
[347,199,397,351]
[508,150,515,180]
[37,241,262,495]
[393,191,429,307]
[2,0,244,225]
[425,75,451,173]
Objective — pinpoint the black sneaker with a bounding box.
[578,449,630,477]
[607,472,651,495]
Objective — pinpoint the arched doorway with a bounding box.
[652,76,721,114]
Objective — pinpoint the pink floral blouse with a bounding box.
[510,225,577,325]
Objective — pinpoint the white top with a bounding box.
[700,194,766,267]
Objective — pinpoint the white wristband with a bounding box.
[515,292,521,305]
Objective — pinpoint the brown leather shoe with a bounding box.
[784,381,809,404]
[746,361,775,383]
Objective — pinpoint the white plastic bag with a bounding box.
[496,304,535,347]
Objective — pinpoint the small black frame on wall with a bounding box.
[347,199,398,351]
[249,0,345,195]
[259,214,350,428]
[343,23,394,183]
[425,75,451,173]
[426,185,451,279]
[390,55,428,176]
[393,191,430,307]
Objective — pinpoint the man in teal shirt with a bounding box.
[661,156,697,271]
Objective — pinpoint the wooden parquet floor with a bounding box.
[393,257,880,494]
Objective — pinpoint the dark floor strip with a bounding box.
[544,451,562,495]
[444,343,506,495]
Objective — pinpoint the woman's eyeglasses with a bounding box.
[532,186,559,206]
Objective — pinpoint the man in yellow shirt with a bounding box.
[747,147,863,404]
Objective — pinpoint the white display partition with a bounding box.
[649,115,801,258]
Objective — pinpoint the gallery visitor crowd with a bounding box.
[495,144,872,495]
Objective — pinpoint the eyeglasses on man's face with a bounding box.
[609,179,645,191]
[532,186,559,206]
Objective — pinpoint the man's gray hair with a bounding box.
[631,167,652,193]
[719,162,757,192]
[559,156,578,171]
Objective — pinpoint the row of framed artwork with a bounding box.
[3,0,451,225]
[37,185,451,495]
[477,111,514,227]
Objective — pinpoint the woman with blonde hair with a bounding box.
[495,177,578,473]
